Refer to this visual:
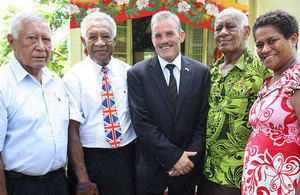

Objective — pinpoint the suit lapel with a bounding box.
[175,56,191,121]
[148,56,176,115]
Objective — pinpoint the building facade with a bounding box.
[69,0,249,67]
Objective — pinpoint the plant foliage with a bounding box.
[0,0,69,77]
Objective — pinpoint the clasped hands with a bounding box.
[167,151,197,177]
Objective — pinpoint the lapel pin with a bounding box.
[185,68,189,72]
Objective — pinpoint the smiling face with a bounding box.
[81,19,115,66]
[255,25,297,74]
[214,13,249,55]
[151,18,185,62]
[8,21,52,75]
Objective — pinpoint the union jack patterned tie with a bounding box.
[101,66,122,148]
[166,64,178,107]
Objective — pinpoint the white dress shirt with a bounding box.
[0,57,69,175]
[158,54,181,93]
[63,56,136,148]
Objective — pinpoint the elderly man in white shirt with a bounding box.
[0,12,69,195]
[63,11,136,195]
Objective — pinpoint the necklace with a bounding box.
[271,57,299,86]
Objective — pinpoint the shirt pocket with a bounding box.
[223,95,249,116]
[114,85,129,113]
[222,78,252,115]
[54,92,69,121]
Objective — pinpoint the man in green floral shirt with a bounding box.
[199,8,271,195]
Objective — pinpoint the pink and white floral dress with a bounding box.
[242,63,300,195]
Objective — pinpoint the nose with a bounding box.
[95,37,106,46]
[160,35,168,43]
[35,38,46,52]
[262,44,271,53]
[219,27,228,36]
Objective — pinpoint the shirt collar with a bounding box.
[213,48,250,71]
[235,49,250,71]
[158,53,182,71]
[10,56,52,84]
[87,56,115,76]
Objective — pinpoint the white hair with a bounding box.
[81,11,117,39]
[151,11,183,37]
[215,7,249,29]
[9,12,48,39]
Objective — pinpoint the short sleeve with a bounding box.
[0,90,8,152]
[63,72,85,124]
[281,63,300,95]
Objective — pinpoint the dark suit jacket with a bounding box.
[127,55,210,192]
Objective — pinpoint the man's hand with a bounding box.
[167,168,180,177]
[168,151,197,176]
[68,120,99,195]
[76,182,100,195]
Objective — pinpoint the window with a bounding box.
[184,23,216,68]
[114,18,216,67]
[115,20,132,65]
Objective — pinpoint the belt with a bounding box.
[83,140,136,154]
[5,167,63,180]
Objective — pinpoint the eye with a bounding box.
[215,25,223,33]
[166,31,175,37]
[226,24,236,30]
[154,34,161,39]
[102,35,112,42]
[42,37,51,45]
[269,39,277,44]
[256,43,264,49]
[28,36,37,41]
[88,35,97,40]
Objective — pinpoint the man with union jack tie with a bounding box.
[63,12,136,195]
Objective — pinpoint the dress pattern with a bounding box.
[242,63,300,195]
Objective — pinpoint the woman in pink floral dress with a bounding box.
[242,10,300,195]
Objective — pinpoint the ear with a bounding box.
[7,34,16,51]
[243,26,251,41]
[180,30,186,43]
[151,36,155,47]
[113,37,116,47]
[290,33,298,48]
[80,36,87,48]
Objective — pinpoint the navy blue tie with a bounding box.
[166,64,178,107]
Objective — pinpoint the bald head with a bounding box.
[215,8,248,30]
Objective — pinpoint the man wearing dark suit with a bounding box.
[127,11,210,195]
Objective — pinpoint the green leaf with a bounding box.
[184,12,191,18]
[201,17,205,23]
[190,16,198,22]
[0,0,69,75]
[191,10,199,15]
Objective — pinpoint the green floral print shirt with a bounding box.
[203,49,272,189]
